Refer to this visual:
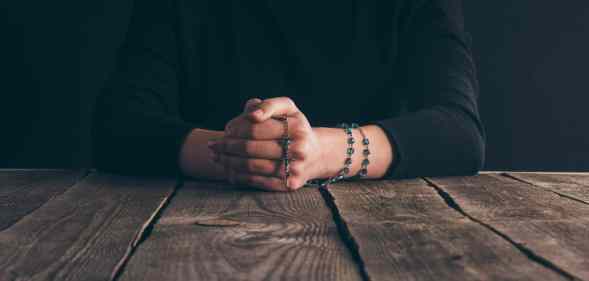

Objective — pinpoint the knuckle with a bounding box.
[292,128,308,139]
[290,142,308,160]
[224,121,232,133]
[225,118,240,136]
[241,128,251,139]
[287,176,303,190]
[270,181,284,191]
[244,141,257,155]
[246,160,258,172]
[250,124,264,139]
[290,121,309,136]
[283,96,295,106]
[288,162,304,176]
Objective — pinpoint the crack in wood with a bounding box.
[318,186,372,281]
[109,178,182,281]
[158,216,243,226]
[422,177,583,281]
[501,173,589,206]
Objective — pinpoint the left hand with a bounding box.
[209,97,327,191]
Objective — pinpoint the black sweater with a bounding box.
[93,0,485,179]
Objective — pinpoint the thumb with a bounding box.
[248,97,300,122]
[243,98,263,113]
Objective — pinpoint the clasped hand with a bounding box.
[209,97,327,192]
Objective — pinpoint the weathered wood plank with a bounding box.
[0,172,176,281]
[119,181,363,281]
[506,173,589,204]
[323,179,565,281]
[428,174,589,280]
[0,170,87,231]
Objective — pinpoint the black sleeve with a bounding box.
[369,0,486,178]
[93,0,195,176]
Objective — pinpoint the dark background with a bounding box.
[2,2,588,171]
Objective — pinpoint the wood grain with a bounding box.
[0,172,176,281]
[428,174,589,280]
[0,170,86,231]
[119,181,363,281]
[506,173,589,204]
[323,179,565,281]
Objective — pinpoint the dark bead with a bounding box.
[362,138,370,145]
[347,138,355,144]
[345,158,352,165]
[343,167,350,174]
[363,149,370,156]
[345,128,352,134]
[362,159,370,166]
[347,147,355,155]
[359,169,368,176]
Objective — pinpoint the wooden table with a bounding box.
[1,170,588,281]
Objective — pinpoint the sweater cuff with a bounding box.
[363,120,404,179]
[166,119,197,178]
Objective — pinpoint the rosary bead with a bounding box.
[347,147,355,155]
[345,158,352,165]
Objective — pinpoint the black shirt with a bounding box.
[93,0,485,178]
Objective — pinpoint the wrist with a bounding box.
[179,128,226,179]
[313,126,356,179]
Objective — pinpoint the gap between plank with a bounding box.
[501,173,589,206]
[422,177,583,281]
[318,187,372,281]
[109,178,182,281]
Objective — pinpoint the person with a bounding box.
[93,0,485,191]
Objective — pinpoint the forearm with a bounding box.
[179,128,226,180]
[315,125,394,179]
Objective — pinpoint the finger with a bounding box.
[243,98,263,113]
[215,154,306,191]
[248,97,301,122]
[211,138,282,159]
[232,173,290,192]
[224,117,286,139]
[214,153,285,177]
